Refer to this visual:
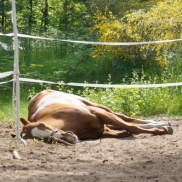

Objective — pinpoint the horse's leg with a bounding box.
[81,99,170,126]
[107,120,171,130]
[81,99,135,122]
[89,106,173,135]
[102,127,132,138]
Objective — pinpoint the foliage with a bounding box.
[0,0,182,122]
[0,0,91,39]
[86,0,159,18]
[16,0,90,37]
[0,52,182,122]
[91,0,182,68]
[77,72,182,117]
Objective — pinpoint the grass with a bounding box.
[0,41,182,123]
[0,90,28,122]
[1,82,181,124]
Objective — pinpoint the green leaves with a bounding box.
[91,0,182,68]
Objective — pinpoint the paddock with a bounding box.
[0,117,181,182]
[0,1,182,181]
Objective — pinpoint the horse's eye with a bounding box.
[67,131,74,136]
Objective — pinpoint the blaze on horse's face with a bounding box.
[19,118,78,144]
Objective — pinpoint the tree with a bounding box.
[91,0,182,67]
[0,0,6,33]
[28,0,33,33]
[0,0,12,33]
[41,0,49,32]
[85,0,159,18]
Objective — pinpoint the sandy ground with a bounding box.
[0,118,182,182]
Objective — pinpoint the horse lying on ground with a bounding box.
[19,90,173,144]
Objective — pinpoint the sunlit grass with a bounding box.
[0,46,182,123]
[0,91,28,123]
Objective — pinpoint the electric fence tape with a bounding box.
[0,71,14,85]
[1,74,182,88]
[0,33,182,88]
[0,33,182,45]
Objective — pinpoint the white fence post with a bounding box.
[9,0,26,148]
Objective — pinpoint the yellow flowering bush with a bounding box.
[91,0,182,67]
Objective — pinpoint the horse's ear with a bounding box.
[38,122,54,131]
[20,118,30,125]
[38,122,46,129]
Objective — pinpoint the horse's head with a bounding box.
[19,118,78,144]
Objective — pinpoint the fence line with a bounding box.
[0,33,182,46]
[0,0,181,151]
[0,31,182,88]
[18,77,182,88]
[1,73,182,88]
[0,71,13,78]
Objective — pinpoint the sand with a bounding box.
[0,118,181,182]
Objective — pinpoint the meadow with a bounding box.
[0,39,182,123]
[0,38,182,182]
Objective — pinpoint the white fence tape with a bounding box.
[19,77,57,85]
[0,71,14,85]
[64,82,182,88]
[1,72,182,88]
[0,33,182,45]
[0,71,13,78]
[0,79,13,85]
[19,77,182,88]
[0,33,182,87]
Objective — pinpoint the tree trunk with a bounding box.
[41,0,49,32]
[44,0,49,31]
[28,0,33,33]
[1,0,5,33]
[63,0,68,39]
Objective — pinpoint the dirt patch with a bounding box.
[0,119,182,182]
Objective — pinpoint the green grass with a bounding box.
[0,42,182,123]
[1,82,181,124]
[0,90,28,122]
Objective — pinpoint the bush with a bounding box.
[91,0,182,68]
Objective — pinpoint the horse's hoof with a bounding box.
[166,122,171,126]
[161,121,171,126]
[162,126,173,135]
